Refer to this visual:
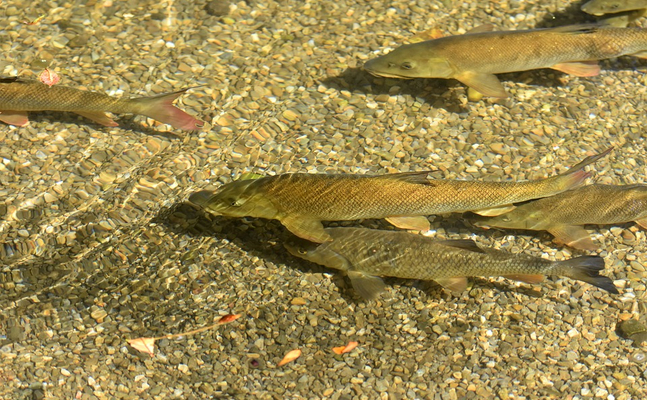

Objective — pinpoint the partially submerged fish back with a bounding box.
[0,78,124,112]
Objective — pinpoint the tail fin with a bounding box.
[134,89,204,130]
[558,255,618,294]
[557,147,613,188]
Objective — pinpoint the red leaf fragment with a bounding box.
[277,349,301,366]
[128,337,156,356]
[332,341,359,355]
[217,314,241,324]
[39,68,60,87]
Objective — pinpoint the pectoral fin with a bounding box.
[549,225,596,251]
[0,110,29,126]
[435,277,468,292]
[75,111,119,127]
[503,274,545,284]
[347,270,386,300]
[551,61,600,77]
[454,71,508,98]
[281,216,331,243]
[635,218,647,229]
[472,205,516,217]
[385,216,430,231]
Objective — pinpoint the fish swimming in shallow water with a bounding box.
[284,227,619,299]
[472,184,647,250]
[189,148,611,242]
[582,0,647,27]
[364,24,647,97]
[582,0,647,16]
[0,77,204,130]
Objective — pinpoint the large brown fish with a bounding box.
[364,24,647,97]
[189,149,611,243]
[473,184,647,250]
[284,227,618,299]
[0,77,203,130]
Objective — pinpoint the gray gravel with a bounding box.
[1,0,647,399]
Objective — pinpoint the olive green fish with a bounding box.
[189,148,611,243]
[0,77,203,130]
[582,0,647,27]
[582,0,647,16]
[285,227,618,299]
[364,24,647,97]
[473,184,647,250]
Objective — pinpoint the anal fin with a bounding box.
[435,277,468,292]
[75,111,119,127]
[635,217,647,229]
[472,204,516,217]
[385,215,430,231]
[0,110,29,126]
[347,270,386,300]
[549,225,596,251]
[551,61,600,77]
[281,216,331,243]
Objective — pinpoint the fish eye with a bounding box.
[297,247,307,255]
[401,62,413,70]
[224,197,241,207]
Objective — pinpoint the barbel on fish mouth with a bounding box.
[473,184,647,250]
[284,227,619,300]
[0,77,204,130]
[364,24,647,97]
[189,148,611,243]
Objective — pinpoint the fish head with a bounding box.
[189,178,278,219]
[471,207,545,230]
[364,43,456,79]
[581,0,634,15]
[284,237,352,272]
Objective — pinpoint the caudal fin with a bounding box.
[551,147,613,192]
[558,255,618,294]
[134,89,204,130]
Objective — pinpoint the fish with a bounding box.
[189,148,611,243]
[582,0,647,27]
[0,77,204,130]
[284,227,619,299]
[581,0,647,16]
[472,184,647,250]
[363,24,647,98]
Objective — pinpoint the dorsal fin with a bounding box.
[436,239,486,253]
[386,171,435,185]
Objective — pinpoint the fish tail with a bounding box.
[551,147,613,191]
[556,255,618,294]
[132,89,204,130]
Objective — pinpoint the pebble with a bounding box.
[1,1,646,399]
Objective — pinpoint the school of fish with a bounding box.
[11,4,647,306]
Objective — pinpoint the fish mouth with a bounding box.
[363,66,414,80]
[189,190,218,209]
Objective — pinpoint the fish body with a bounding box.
[0,77,203,130]
[190,149,611,243]
[364,25,647,97]
[473,184,647,250]
[285,227,618,299]
[581,0,647,16]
